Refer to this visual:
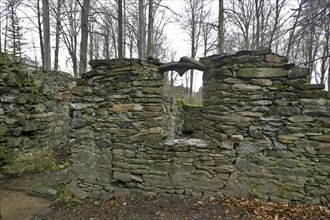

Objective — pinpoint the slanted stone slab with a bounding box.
[237,68,287,78]
[159,56,207,76]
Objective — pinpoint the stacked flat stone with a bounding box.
[67,49,329,205]
[201,48,330,204]
[67,58,178,198]
[0,53,73,177]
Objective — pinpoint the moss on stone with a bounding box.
[176,98,203,108]
[3,148,57,176]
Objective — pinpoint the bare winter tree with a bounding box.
[146,0,153,57]
[2,0,25,59]
[42,0,51,70]
[117,0,124,58]
[285,0,329,87]
[53,0,64,71]
[138,0,145,58]
[79,0,91,75]
[218,0,224,53]
[60,0,80,76]
[180,0,212,101]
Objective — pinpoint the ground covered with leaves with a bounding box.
[46,195,330,220]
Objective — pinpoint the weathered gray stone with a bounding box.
[70,118,88,129]
[113,104,143,112]
[288,116,315,123]
[231,84,261,92]
[309,135,330,143]
[288,66,310,79]
[96,139,112,149]
[318,145,330,155]
[222,174,250,198]
[71,86,93,96]
[67,182,88,199]
[264,53,287,63]
[250,79,273,86]
[237,68,287,78]
[220,140,234,149]
[113,171,131,182]
[270,106,301,116]
[31,187,58,199]
[0,123,9,136]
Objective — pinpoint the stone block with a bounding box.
[250,79,273,86]
[124,149,136,158]
[96,139,112,149]
[237,68,287,78]
[277,135,299,144]
[67,181,88,199]
[113,171,131,182]
[297,90,329,99]
[113,104,143,112]
[270,106,301,116]
[184,188,193,196]
[175,151,201,158]
[219,140,234,149]
[231,84,261,92]
[288,66,310,79]
[316,117,330,128]
[309,135,330,143]
[222,175,250,198]
[264,54,288,63]
[71,86,93,96]
[143,174,174,186]
[288,116,315,123]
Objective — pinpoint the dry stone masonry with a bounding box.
[0,49,329,205]
[0,53,73,177]
[67,58,179,199]
[67,48,329,205]
[201,48,330,204]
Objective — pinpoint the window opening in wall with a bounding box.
[163,70,204,106]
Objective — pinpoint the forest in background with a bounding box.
[0,0,329,103]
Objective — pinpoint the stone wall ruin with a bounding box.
[0,53,73,176]
[0,49,329,205]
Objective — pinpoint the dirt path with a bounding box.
[0,189,52,220]
[0,169,67,220]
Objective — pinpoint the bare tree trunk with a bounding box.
[118,0,124,58]
[4,12,8,53]
[138,0,144,59]
[89,21,93,61]
[36,0,44,67]
[146,0,153,57]
[10,6,16,55]
[268,0,282,48]
[42,0,51,70]
[79,0,91,75]
[218,0,224,53]
[54,0,63,71]
[286,0,305,58]
[255,0,261,49]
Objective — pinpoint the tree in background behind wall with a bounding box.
[0,0,328,94]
